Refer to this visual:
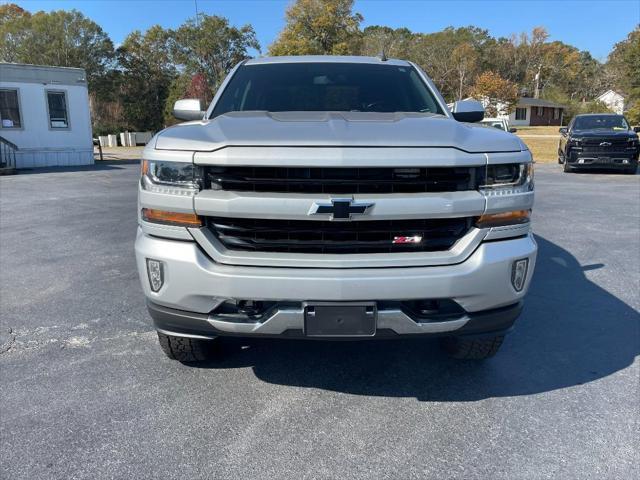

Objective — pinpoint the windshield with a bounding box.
[573,115,630,131]
[211,62,444,117]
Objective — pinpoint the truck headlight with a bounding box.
[479,163,533,196]
[141,160,203,195]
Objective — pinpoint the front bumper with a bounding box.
[135,228,537,338]
[148,299,523,340]
[567,149,639,168]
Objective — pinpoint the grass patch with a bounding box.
[516,126,562,136]
[511,126,562,162]
[518,136,559,163]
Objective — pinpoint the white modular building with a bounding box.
[0,63,94,168]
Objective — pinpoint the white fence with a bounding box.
[98,131,153,147]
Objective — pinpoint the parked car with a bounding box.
[558,114,639,173]
[136,56,536,362]
[480,117,517,133]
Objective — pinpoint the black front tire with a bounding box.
[440,335,505,360]
[563,161,573,173]
[157,332,217,363]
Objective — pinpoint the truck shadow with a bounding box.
[197,235,639,401]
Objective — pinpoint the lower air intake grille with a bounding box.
[206,217,473,254]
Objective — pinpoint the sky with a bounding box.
[12,0,640,60]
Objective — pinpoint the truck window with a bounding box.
[211,62,444,117]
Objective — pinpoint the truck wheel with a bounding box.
[440,335,504,360]
[563,161,573,173]
[157,332,216,363]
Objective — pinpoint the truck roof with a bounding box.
[245,55,412,67]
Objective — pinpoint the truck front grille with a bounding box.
[581,138,630,153]
[206,217,473,254]
[206,166,477,194]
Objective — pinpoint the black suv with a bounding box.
[558,114,639,174]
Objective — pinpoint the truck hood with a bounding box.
[572,129,637,139]
[154,111,525,153]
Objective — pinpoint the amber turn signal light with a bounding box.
[141,208,202,227]
[476,210,530,228]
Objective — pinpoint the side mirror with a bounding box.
[559,127,568,135]
[509,127,517,133]
[173,99,205,121]
[451,100,484,123]
[634,126,640,133]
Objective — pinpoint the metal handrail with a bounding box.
[0,135,18,170]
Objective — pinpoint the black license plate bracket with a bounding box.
[304,303,377,337]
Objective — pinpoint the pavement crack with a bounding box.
[0,327,16,354]
[0,323,154,355]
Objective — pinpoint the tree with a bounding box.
[164,74,192,126]
[170,14,259,101]
[118,26,176,131]
[607,27,640,123]
[0,2,27,22]
[360,26,413,58]
[470,71,519,116]
[607,27,640,93]
[451,43,478,100]
[0,6,115,89]
[568,51,607,101]
[562,99,613,124]
[269,0,362,55]
[0,4,31,63]
[406,27,494,101]
[535,40,582,97]
[163,73,211,127]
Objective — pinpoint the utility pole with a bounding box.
[193,0,207,104]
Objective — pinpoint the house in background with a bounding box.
[596,90,625,115]
[0,63,93,169]
[455,96,566,127]
[507,97,566,127]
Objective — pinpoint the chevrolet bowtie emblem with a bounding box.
[309,198,374,221]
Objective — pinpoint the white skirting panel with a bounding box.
[16,148,94,168]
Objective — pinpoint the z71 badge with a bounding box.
[392,236,423,244]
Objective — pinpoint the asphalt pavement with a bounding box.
[1,161,638,479]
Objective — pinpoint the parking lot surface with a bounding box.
[1,162,638,479]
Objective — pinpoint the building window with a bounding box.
[515,107,527,121]
[554,108,560,119]
[46,90,69,129]
[0,89,22,128]
[537,106,544,116]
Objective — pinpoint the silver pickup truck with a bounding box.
[135,56,536,362]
